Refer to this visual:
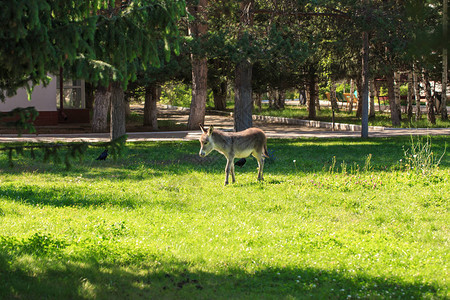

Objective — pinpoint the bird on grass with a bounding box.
[235,158,246,167]
[96,149,108,160]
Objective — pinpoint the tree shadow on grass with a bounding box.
[0,184,187,210]
[0,239,440,299]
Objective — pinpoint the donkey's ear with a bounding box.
[208,125,214,135]
[199,124,206,133]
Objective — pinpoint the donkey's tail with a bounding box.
[263,143,270,158]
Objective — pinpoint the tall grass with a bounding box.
[0,137,448,299]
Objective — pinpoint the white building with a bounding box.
[0,75,89,125]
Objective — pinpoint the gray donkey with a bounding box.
[198,124,269,185]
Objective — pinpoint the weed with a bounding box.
[401,136,446,175]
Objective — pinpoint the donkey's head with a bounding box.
[199,124,215,157]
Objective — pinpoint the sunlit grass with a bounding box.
[0,137,449,299]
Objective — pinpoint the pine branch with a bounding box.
[0,135,127,170]
[0,107,39,136]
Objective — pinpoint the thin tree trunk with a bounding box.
[254,92,262,112]
[124,93,131,117]
[413,67,422,121]
[407,72,414,122]
[315,78,320,111]
[422,71,436,124]
[144,84,159,130]
[361,25,369,137]
[373,80,382,112]
[92,85,111,133]
[442,0,448,120]
[275,89,285,109]
[356,76,363,118]
[308,71,316,119]
[387,72,401,126]
[212,80,227,111]
[349,79,354,113]
[187,0,208,130]
[110,81,126,140]
[234,58,253,131]
[85,82,95,110]
[369,80,375,118]
[394,71,402,120]
[268,89,275,108]
[330,80,339,112]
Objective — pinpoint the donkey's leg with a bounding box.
[253,152,264,181]
[224,157,233,185]
[231,161,236,183]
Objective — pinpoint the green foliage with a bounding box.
[160,82,192,107]
[0,135,127,170]
[0,0,187,100]
[0,107,39,135]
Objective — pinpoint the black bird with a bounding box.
[235,158,246,167]
[96,149,108,160]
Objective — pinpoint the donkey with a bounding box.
[198,124,269,185]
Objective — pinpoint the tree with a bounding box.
[187,0,209,130]
[0,0,186,140]
[87,1,186,140]
[441,0,448,120]
[0,1,101,101]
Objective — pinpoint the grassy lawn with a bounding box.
[0,136,448,299]
[247,105,450,129]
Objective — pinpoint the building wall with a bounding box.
[0,76,57,112]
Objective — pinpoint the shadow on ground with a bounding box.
[0,240,439,299]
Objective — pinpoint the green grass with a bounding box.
[251,105,450,129]
[0,137,449,299]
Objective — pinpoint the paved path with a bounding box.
[0,108,449,143]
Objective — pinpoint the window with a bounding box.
[56,77,85,109]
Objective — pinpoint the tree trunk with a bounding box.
[254,92,262,112]
[422,71,436,124]
[315,78,320,111]
[413,67,422,121]
[187,0,208,130]
[92,85,111,133]
[85,82,95,110]
[144,84,159,130]
[407,72,414,122]
[349,79,355,113]
[361,27,369,137]
[308,72,316,119]
[187,57,208,129]
[369,80,375,118]
[356,76,363,119]
[124,94,131,117]
[234,58,253,131]
[212,80,227,111]
[394,72,402,120]
[442,0,448,120]
[330,80,339,112]
[373,80,382,112]
[386,72,401,126]
[110,82,126,140]
[275,89,285,109]
[268,89,275,108]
